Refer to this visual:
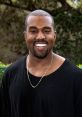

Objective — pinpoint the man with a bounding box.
[1,9,82,117]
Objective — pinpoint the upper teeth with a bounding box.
[35,44,47,47]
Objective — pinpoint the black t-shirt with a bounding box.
[1,56,82,117]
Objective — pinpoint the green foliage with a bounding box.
[53,10,82,64]
[0,62,9,84]
[66,0,82,12]
[77,64,82,69]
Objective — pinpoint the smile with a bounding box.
[35,43,47,47]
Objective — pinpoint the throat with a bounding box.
[28,66,48,77]
[26,54,54,77]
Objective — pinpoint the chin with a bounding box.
[33,52,50,59]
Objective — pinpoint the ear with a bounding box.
[23,31,27,42]
[54,31,57,40]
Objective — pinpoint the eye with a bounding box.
[29,27,38,34]
[44,30,51,33]
[43,28,51,34]
[29,29,37,34]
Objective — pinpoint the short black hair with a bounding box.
[25,9,55,30]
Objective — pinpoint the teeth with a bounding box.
[35,44,47,47]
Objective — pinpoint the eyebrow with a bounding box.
[29,26,37,29]
[29,26,52,30]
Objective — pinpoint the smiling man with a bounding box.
[1,9,82,117]
[24,11,56,59]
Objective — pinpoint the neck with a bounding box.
[26,52,54,77]
[27,52,54,68]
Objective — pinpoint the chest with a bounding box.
[9,73,74,105]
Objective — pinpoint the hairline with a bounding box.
[25,10,55,30]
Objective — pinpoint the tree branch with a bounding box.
[0,2,29,11]
[0,1,81,16]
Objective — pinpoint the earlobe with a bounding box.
[54,31,56,40]
[54,35,56,40]
[24,31,27,41]
[54,36,56,42]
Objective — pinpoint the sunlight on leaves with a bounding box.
[66,0,80,9]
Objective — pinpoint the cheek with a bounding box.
[47,35,55,44]
[25,35,34,44]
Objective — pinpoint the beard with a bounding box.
[29,46,52,59]
[33,48,49,59]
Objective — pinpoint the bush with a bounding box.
[0,62,9,84]
[77,64,82,69]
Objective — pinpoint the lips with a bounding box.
[34,41,48,47]
[35,43,47,47]
[33,41,48,51]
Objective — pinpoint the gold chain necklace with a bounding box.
[27,54,53,88]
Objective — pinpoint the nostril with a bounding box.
[36,31,45,39]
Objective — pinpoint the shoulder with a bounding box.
[53,54,82,78]
[4,55,27,77]
[64,59,82,78]
[1,56,27,86]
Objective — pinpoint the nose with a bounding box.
[36,31,45,39]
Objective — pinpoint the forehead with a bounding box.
[27,16,53,28]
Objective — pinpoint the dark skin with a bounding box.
[24,15,65,77]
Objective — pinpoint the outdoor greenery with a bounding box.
[0,0,82,64]
[0,62,9,84]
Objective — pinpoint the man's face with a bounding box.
[24,15,56,59]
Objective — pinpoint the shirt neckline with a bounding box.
[24,56,68,79]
